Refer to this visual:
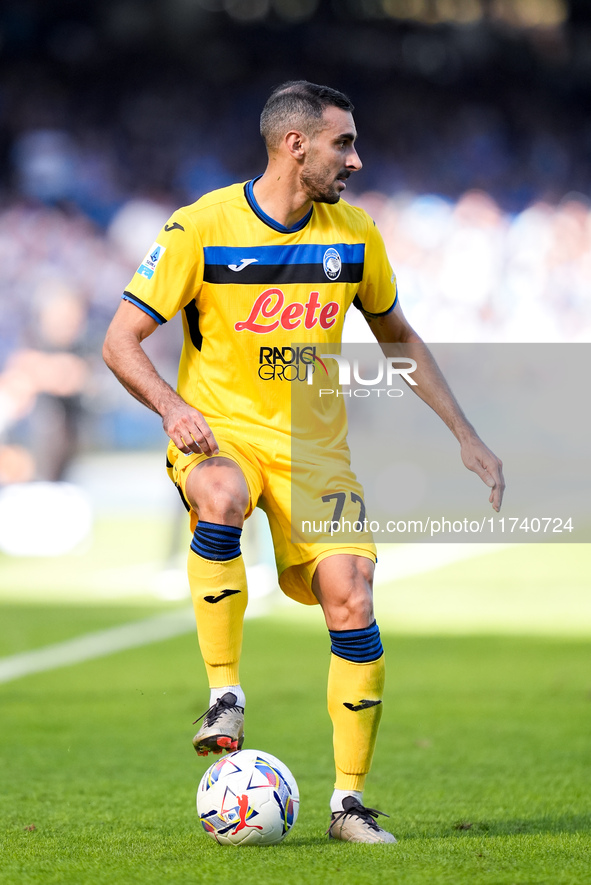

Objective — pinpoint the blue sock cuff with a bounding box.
[329,620,383,663]
[190,521,242,561]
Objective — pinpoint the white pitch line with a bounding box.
[0,546,507,685]
[0,587,277,686]
[0,607,195,685]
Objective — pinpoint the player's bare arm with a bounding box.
[102,300,218,456]
[366,302,505,511]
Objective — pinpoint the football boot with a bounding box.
[192,691,245,756]
[327,796,397,844]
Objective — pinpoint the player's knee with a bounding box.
[187,460,249,525]
[340,582,374,628]
[201,484,247,524]
[315,555,375,630]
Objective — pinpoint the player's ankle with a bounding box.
[330,788,363,812]
[209,684,245,709]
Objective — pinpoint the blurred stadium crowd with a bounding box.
[0,0,590,486]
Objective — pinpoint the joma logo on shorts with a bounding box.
[234,288,340,333]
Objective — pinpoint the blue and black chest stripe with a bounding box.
[202,244,365,285]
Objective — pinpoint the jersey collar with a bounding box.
[244,176,313,234]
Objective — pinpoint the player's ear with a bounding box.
[285,130,307,160]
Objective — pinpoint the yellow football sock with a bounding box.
[187,550,248,688]
[327,652,385,792]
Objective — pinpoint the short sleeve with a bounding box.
[353,217,398,318]
[122,208,203,324]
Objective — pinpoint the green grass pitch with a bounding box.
[1,599,590,884]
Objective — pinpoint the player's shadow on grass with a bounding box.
[402,813,591,839]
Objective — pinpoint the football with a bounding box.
[196,749,299,846]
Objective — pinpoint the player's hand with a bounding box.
[460,434,505,512]
[162,403,219,457]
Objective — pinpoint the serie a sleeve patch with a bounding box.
[137,242,167,280]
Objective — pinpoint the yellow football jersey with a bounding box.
[123,178,397,448]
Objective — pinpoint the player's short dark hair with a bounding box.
[260,80,354,152]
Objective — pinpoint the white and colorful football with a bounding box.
[196,749,299,846]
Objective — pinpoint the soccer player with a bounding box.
[103,81,504,844]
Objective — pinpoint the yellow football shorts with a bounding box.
[165,434,376,606]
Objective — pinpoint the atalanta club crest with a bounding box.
[323,247,342,280]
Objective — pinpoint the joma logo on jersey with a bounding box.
[258,345,317,381]
[235,288,340,334]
